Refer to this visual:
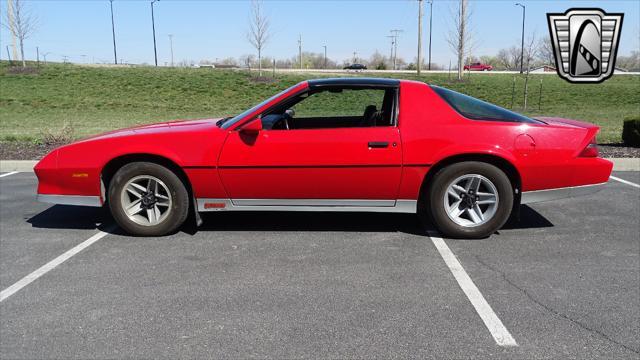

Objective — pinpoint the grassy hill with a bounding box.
[1,62,638,143]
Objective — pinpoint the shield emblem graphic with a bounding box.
[547,8,623,83]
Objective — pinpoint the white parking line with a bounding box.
[0,171,19,178]
[610,175,640,189]
[0,227,114,303]
[429,233,518,347]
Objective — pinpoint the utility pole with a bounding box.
[110,0,118,64]
[417,0,423,75]
[428,0,433,70]
[151,0,159,67]
[516,3,525,74]
[168,34,174,67]
[353,51,357,63]
[298,34,302,69]
[390,29,403,70]
[387,35,395,68]
[36,46,39,65]
[322,45,327,69]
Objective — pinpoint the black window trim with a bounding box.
[258,85,400,130]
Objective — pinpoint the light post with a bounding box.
[417,0,423,75]
[428,0,433,70]
[151,0,159,66]
[168,34,174,67]
[109,0,117,64]
[515,3,525,74]
[322,45,327,69]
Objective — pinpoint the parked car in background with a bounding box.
[464,62,493,71]
[343,63,367,70]
[35,78,612,238]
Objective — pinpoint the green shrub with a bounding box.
[622,116,640,147]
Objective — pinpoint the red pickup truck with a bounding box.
[464,62,493,71]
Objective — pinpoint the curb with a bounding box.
[1,160,37,172]
[2,158,639,173]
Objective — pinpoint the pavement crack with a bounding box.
[473,255,640,355]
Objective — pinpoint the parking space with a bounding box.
[1,172,638,358]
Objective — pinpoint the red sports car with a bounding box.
[464,62,493,71]
[34,78,612,238]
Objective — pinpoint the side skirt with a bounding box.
[196,199,418,213]
[37,194,103,207]
[521,182,606,204]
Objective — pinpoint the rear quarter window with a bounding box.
[431,86,544,124]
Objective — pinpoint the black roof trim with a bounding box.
[308,78,400,88]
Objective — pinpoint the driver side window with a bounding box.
[263,87,396,130]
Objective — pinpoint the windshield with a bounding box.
[221,86,296,129]
[431,86,543,124]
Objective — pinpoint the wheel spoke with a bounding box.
[452,184,466,195]
[146,178,155,193]
[448,199,464,218]
[476,191,497,204]
[447,188,461,200]
[126,184,143,198]
[471,177,481,192]
[153,205,161,221]
[126,199,144,216]
[130,182,147,194]
[146,208,156,223]
[156,200,170,207]
[473,204,485,221]
[467,207,482,224]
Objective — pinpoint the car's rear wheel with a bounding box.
[108,162,189,236]
[426,162,513,239]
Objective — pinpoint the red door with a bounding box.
[218,127,402,205]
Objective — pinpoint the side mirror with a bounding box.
[240,117,262,134]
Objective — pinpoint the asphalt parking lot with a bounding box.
[1,171,638,359]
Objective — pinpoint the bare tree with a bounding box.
[2,0,37,67]
[246,0,270,77]
[446,0,474,80]
[537,35,554,66]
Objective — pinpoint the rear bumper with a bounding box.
[37,194,103,207]
[521,182,606,204]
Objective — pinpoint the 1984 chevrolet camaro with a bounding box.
[35,78,613,238]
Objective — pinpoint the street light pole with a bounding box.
[151,0,159,67]
[428,0,433,70]
[516,3,525,74]
[417,0,423,76]
[110,0,117,64]
[323,45,327,69]
[168,34,174,67]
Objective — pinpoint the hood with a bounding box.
[76,118,223,143]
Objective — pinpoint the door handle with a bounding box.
[368,141,389,148]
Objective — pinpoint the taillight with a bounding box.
[579,137,598,157]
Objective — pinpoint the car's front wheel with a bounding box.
[108,162,189,236]
[426,162,513,239]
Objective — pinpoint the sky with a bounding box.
[0,0,638,66]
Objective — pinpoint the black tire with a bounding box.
[108,162,189,236]
[425,162,513,239]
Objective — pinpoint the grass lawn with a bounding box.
[1,62,638,143]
